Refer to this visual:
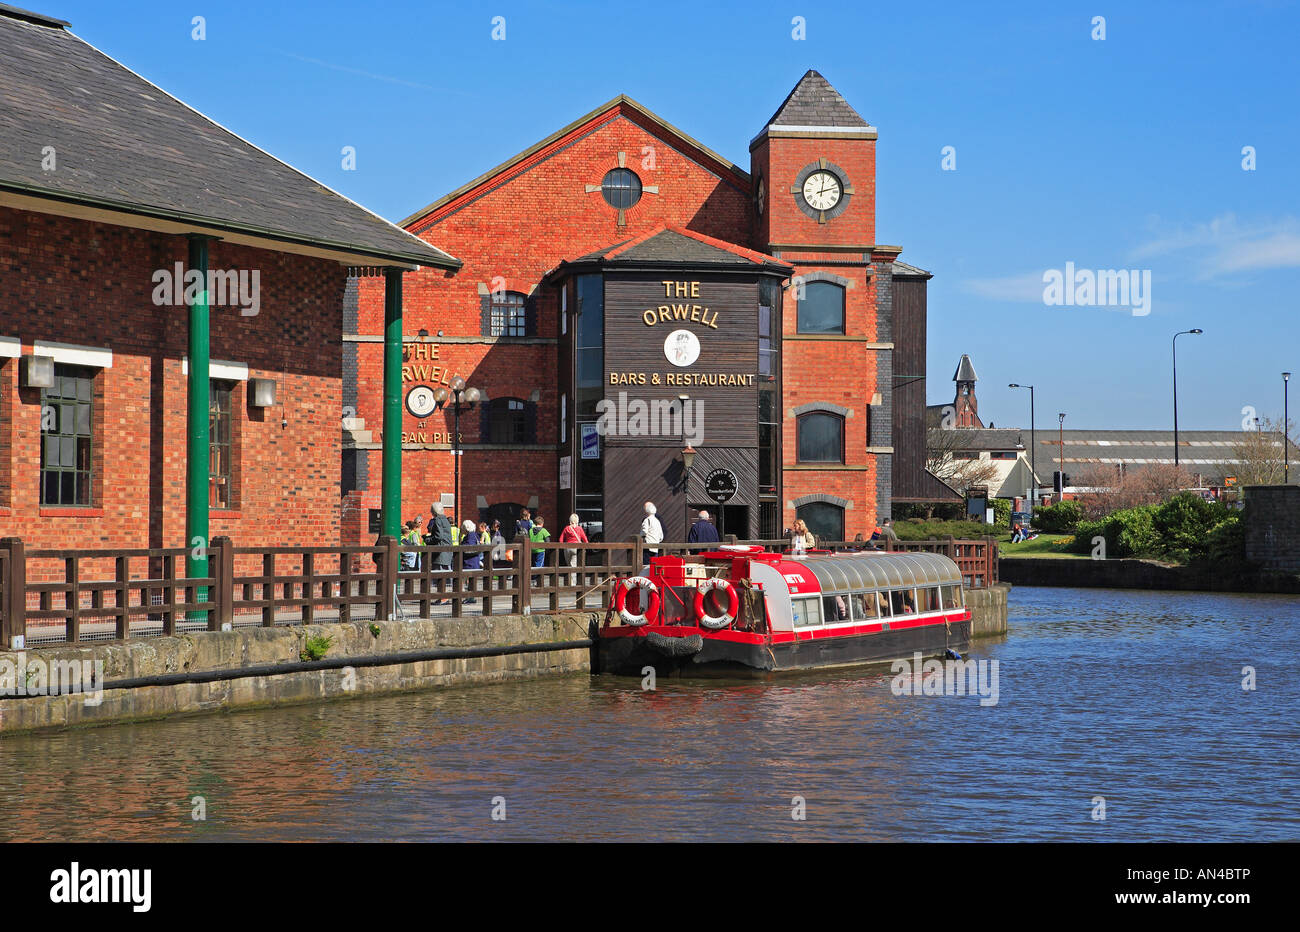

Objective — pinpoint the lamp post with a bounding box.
[434,377,481,523]
[1172,328,1203,469]
[681,444,697,543]
[1009,383,1035,504]
[1285,372,1291,484]
[1058,412,1066,496]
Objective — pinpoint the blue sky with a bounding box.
[54,0,1299,430]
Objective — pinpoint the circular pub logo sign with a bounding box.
[704,467,738,504]
[663,329,701,367]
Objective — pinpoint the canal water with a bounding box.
[1,586,1297,842]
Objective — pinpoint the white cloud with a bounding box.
[959,272,1046,303]
[1130,213,1300,279]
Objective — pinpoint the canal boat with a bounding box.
[596,546,972,676]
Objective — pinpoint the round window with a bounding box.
[601,168,642,209]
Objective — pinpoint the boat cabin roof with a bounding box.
[786,551,962,592]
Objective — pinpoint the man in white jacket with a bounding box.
[641,501,663,568]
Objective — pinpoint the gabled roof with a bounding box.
[892,260,932,279]
[403,96,752,232]
[765,70,871,128]
[0,6,459,269]
[556,225,791,275]
[953,354,979,382]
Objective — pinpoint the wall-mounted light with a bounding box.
[20,355,54,389]
[250,378,277,407]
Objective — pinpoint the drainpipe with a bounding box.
[186,235,212,599]
[382,268,403,540]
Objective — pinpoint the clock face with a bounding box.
[802,170,842,211]
[756,175,766,215]
[406,385,437,418]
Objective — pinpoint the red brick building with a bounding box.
[349,71,933,544]
[0,6,457,553]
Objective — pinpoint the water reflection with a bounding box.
[0,586,1296,841]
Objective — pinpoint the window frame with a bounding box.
[489,291,529,338]
[39,364,96,507]
[209,379,235,509]
[796,411,845,464]
[488,397,529,445]
[796,281,846,334]
[600,168,642,209]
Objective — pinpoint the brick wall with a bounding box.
[0,206,345,550]
[1244,485,1300,572]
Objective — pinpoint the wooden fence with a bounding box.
[0,534,996,648]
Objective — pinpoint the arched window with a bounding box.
[797,412,844,463]
[797,501,844,543]
[489,291,528,337]
[797,281,845,334]
[487,397,529,444]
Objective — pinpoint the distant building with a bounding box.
[926,354,983,429]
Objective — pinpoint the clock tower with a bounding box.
[751,70,899,539]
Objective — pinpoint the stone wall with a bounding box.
[0,612,597,735]
[999,557,1300,593]
[1244,485,1300,573]
[966,583,1009,638]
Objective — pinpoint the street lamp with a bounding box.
[1172,329,1203,469]
[1285,372,1292,484]
[434,377,481,523]
[1009,383,1035,504]
[1057,412,1066,496]
[681,443,697,542]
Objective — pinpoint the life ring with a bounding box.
[615,576,660,626]
[694,578,739,630]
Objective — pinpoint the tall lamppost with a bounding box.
[1057,412,1066,496]
[1009,383,1035,504]
[1172,328,1203,468]
[434,377,481,523]
[1285,372,1291,484]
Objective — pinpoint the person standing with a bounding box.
[427,501,453,604]
[529,515,550,586]
[880,519,899,546]
[687,509,720,545]
[789,518,815,555]
[461,519,481,605]
[641,502,663,559]
[400,519,422,571]
[558,513,588,587]
[514,507,533,542]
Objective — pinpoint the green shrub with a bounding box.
[1033,500,1083,533]
[1153,493,1229,555]
[1071,505,1160,558]
[1200,515,1245,565]
[894,518,993,540]
[993,498,1012,528]
[300,634,333,662]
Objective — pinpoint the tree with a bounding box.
[1230,416,1295,486]
[1072,462,1196,519]
[926,427,1003,493]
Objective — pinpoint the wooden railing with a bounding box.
[0,533,996,648]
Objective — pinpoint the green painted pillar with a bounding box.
[382,268,403,540]
[186,235,212,593]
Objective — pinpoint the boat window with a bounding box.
[943,584,964,610]
[921,587,942,613]
[823,595,850,623]
[873,589,892,618]
[891,589,917,615]
[792,597,823,627]
[851,591,877,621]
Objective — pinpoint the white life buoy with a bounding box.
[615,576,660,626]
[694,578,739,630]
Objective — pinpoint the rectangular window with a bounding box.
[209,380,233,508]
[792,597,823,627]
[921,587,943,613]
[951,451,979,460]
[990,451,1018,460]
[943,584,964,610]
[40,364,94,506]
[851,591,878,621]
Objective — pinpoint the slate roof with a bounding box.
[764,70,870,128]
[953,354,979,382]
[0,7,459,268]
[564,225,791,272]
[891,260,932,279]
[929,428,1026,451]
